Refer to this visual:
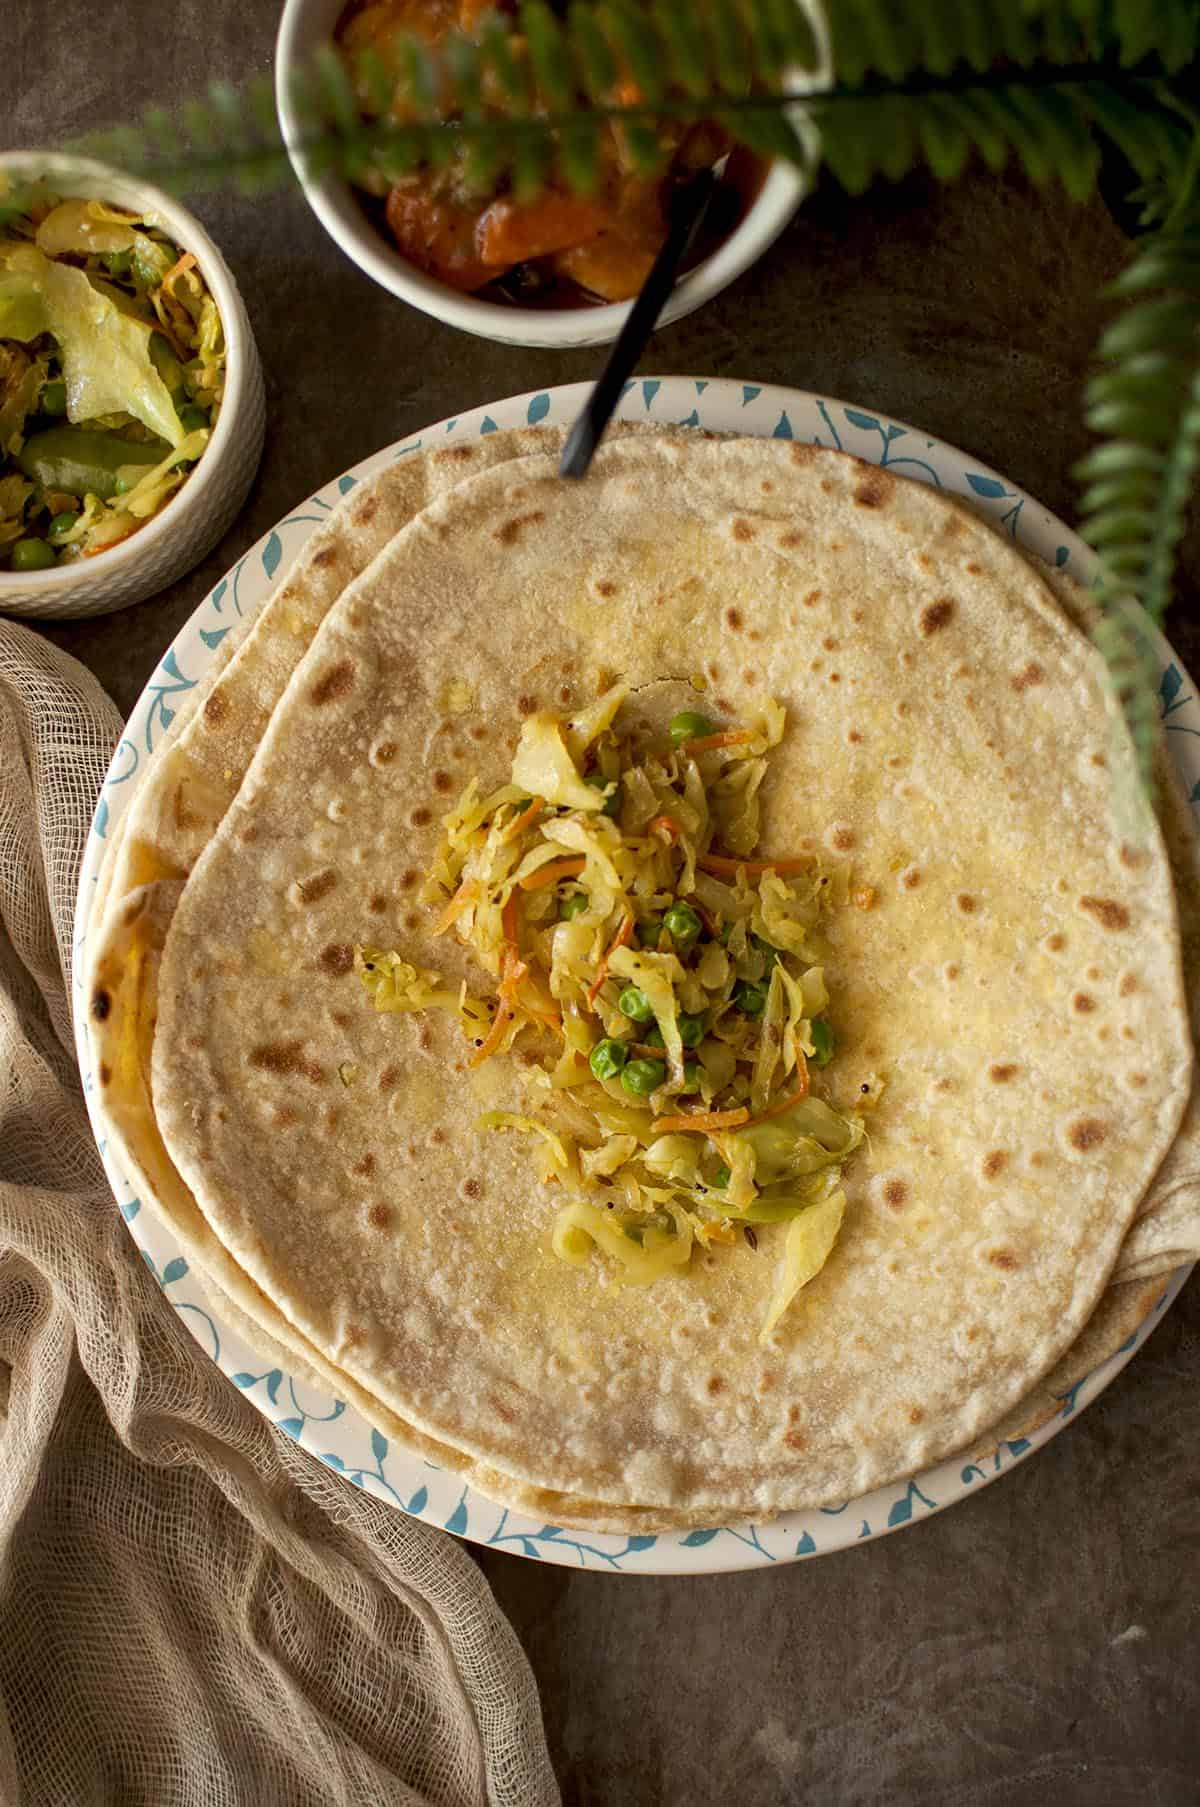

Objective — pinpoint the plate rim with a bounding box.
[72,375,1198,1575]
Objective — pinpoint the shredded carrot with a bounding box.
[747,1062,810,1125]
[683,729,755,755]
[698,852,812,879]
[505,798,544,839]
[647,815,681,843]
[650,1106,750,1135]
[434,879,479,935]
[519,857,587,891]
[501,892,520,951]
[469,997,514,1067]
[162,250,197,293]
[586,911,634,1006]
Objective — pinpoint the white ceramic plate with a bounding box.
[73,378,1197,1574]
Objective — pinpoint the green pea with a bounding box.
[663,901,702,949]
[679,1012,706,1049]
[635,916,661,949]
[621,1058,666,1097]
[9,537,56,572]
[47,511,78,539]
[558,891,588,921]
[618,986,655,1025]
[39,378,67,415]
[112,474,134,495]
[642,1023,665,1050]
[710,1164,731,1189]
[681,1061,703,1092]
[584,771,621,818]
[669,709,715,746]
[179,404,209,434]
[751,934,782,967]
[104,249,133,276]
[589,1038,629,1081]
[734,978,769,1017]
[809,1017,835,1067]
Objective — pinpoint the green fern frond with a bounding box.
[1075,208,1200,780]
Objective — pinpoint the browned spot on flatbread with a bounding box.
[352,1154,376,1179]
[353,494,378,523]
[429,1127,447,1145]
[488,1395,517,1426]
[494,510,545,547]
[1011,662,1044,693]
[848,729,863,745]
[908,1406,924,1425]
[778,530,804,549]
[956,893,977,914]
[784,1430,807,1452]
[901,867,921,889]
[831,828,855,851]
[433,770,453,792]
[368,1203,392,1230]
[724,606,743,631]
[1072,991,1096,1014]
[98,1062,111,1086]
[596,579,616,597]
[982,1150,1009,1179]
[249,1040,325,1085]
[378,1064,402,1093]
[731,518,755,542]
[434,443,474,463]
[372,741,397,765]
[319,943,354,977]
[1079,896,1130,932]
[706,1375,725,1396]
[295,869,337,905]
[418,1024,433,1052]
[989,1063,1019,1083]
[883,1179,908,1210]
[270,1105,299,1128]
[410,807,432,827]
[312,546,338,569]
[1127,1071,1146,1088]
[202,690,228,728]
[462,1177,482,1200]
[1118,842,1145,870]
[1067,1116,1107,1152]
[988,1248,1020,1271]
[854,471,893,508]
[919,598,955,636]
[400,869,419,890]
[1119,973,1137,997]
[91,989,111,1023]
[309,660,356,707]
[239,825,258,845]
[516,694,538,717]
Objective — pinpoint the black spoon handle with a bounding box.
[559,168,720,481]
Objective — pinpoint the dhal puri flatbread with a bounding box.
[129,436,1190,1519]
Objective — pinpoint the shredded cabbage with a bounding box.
[760,1188,846,1341]
[358,688,868,1332]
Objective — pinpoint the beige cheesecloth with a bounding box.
[0,622,559,1807]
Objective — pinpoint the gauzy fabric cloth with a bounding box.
[0,621,559,1807]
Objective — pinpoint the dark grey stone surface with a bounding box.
[11,6,1200,1802]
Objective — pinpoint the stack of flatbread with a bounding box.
[84,425,1200,1532]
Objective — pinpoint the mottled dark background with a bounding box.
[10,5,1200,1802]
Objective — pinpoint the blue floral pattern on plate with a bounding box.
[71,379,1198,1575]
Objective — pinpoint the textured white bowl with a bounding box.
[275,0,808,349]
[0,153,265,620]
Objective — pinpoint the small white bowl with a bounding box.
[275,0,807,350]
[0,153,265,620]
